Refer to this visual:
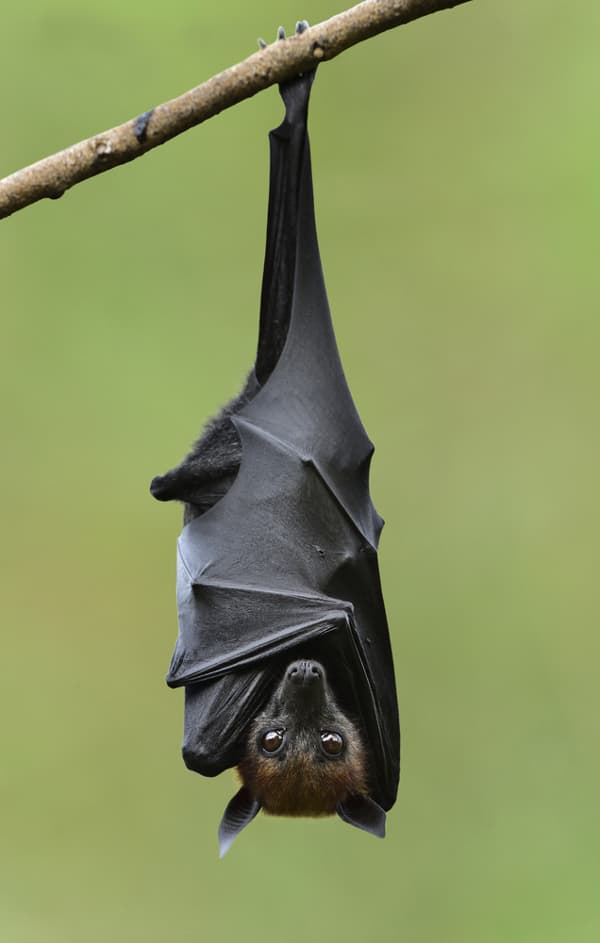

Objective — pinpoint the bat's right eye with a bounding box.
[261,730,285,754]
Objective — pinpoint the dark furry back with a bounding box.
[150,370,260,522]
[150,68,317,523]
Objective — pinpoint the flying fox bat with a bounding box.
[151,24,400,856]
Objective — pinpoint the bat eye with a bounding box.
[320,731,343,756]
[261,730,285,754]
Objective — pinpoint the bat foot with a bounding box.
[258,20,309,49]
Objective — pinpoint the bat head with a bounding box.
[218,659,386,856]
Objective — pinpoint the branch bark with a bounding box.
[0,0,471,220]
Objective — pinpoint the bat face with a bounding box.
[217,660,388,855]
[238,660,368,816]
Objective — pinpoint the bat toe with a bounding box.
[257,21,307,50]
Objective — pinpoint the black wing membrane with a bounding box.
[166,72,400,811]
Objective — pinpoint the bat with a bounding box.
[151,26,400,856]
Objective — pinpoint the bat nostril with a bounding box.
[302,661,321,683]
[286,661,322,684]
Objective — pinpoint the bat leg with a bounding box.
[278,21,316,121]
[254,31,317,385]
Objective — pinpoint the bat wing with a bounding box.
[249,79,382,547]
[167,72,400,810]
[169,419,398,808]
[168,419,356,688]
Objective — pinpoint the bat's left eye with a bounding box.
[261,730,285,754]
[320,731,343,756]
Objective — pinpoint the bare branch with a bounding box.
[0,0,471,220]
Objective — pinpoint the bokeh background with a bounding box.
[1,2,599,941]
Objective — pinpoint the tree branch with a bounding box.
[0,0,470,221]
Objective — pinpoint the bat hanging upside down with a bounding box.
[151,22,400,856]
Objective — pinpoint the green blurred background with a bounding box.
[1,1,599,940]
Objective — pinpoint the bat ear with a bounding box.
[150,469,193,503]
[336,795,387,839]
[150,468,212,508]
[218,787,261,858]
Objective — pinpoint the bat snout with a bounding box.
[286,660,324,687]
[283,661,328,711]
